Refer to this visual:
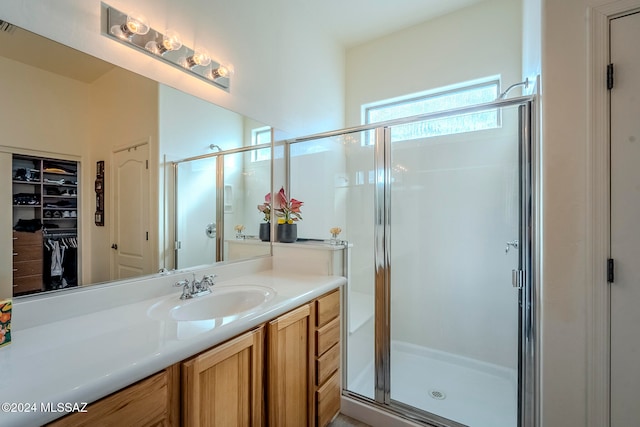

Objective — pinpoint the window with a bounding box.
[251,126,272,162]
[363,78,500,144]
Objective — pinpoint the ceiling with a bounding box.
[294,0,486,48]
[0,22,114,83]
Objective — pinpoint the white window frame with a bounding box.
[251,126,272,162]
[361,77,501,145]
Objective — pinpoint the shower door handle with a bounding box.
[512,269,524,288]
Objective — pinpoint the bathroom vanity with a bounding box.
[0,257,345,427]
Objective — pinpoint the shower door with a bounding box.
[343,99,535,427]
[175,156,219,269]
[385,103,526,427]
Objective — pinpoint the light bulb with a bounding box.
[145,29,182,55]
[162,30,182,51]
[209,63,234,80]
[125,12,150,35]
[110,11,150,39]
[186,48,211,68]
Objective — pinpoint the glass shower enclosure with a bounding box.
[286,96,536,427]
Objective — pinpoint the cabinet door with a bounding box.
[267,303,314,427]
[182,326,264,427]
[47,364,180,427]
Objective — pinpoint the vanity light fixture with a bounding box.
[102,3,232,91]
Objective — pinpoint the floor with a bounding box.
[329,414,371,427]
[348,342,517,427]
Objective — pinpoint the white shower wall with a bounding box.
[289,138,348,241]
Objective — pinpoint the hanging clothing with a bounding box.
[50,241,65,277]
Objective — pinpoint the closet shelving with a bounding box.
[12,154,80,295]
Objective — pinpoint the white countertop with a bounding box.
[0,269,345,426]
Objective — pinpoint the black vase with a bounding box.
[277,223,297,243]
[259,223,270,242]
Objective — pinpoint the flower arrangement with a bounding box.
[329,227,342,238]
[274,187,303,224]
[0,299,11,348]
[257,192,271,222]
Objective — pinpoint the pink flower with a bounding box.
[274,187,303,222]
[257,192,271,222]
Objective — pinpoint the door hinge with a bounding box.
[512,269,524,289]
[607,63,614,90]
[607,258,614,283]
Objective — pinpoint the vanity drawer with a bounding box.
[13,230,42,246]
[316,317,339,356]
[13,260,42,277]
[316,290,340,327]
[317,342,340,385]
[13,245,43,262]
[13,275,42,293]
[315,371,340,427]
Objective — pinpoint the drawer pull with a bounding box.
[12,237,18,240]
[12,269,18,272]
[12,253,18,257]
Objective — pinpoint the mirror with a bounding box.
[0,21,272,298]
[174,148,271,270]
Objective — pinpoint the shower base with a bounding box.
[348,341,517,427]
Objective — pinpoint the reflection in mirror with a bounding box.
[174,145,272,270]
[288,137,348,241]
[0,21,272,299]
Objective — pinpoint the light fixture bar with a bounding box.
[101,3,231,91]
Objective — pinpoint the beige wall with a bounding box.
[0,55,159,294]
[0,154,13,299]
[0,56,91,155]
[87,67,159,284]
[0,56,91,299]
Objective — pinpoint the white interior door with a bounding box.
[610,11,640,427]
[111,143,151,280]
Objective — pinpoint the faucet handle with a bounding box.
[201,274,217,287]
[174,278,190,288]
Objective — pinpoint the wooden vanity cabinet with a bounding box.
[267,303,315,426]
[266,289,342,427]
[45,289,341,427]
[47,364,180,427]
[313,290,341,427]
[182,326,264,427]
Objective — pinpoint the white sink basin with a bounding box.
[148,285,276,322]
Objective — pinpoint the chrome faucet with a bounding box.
[174,273,217,299]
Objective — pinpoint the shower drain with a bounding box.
[428,389,447,400]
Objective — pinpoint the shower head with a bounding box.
[209,144,221,152]
[498,78,530,100]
